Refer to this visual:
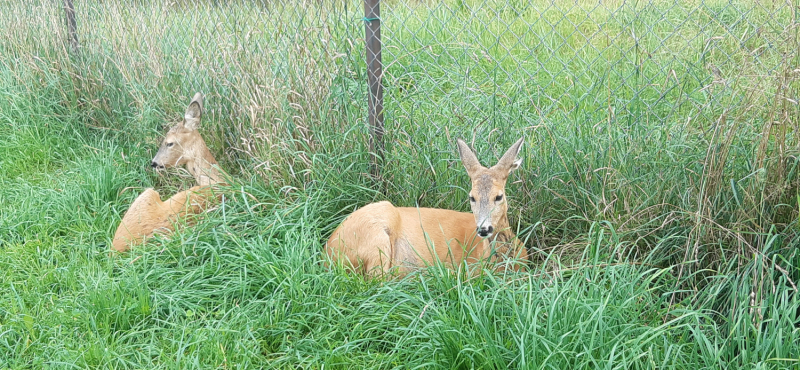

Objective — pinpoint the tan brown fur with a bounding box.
[325,137,528,276]
[111,93,224,253]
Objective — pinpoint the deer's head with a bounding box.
[457,137,524,238]
[151,92,208,170]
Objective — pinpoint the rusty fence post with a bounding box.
[64,0,78,53]
[364,0,385,179]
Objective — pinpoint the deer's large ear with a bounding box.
[457,139,483,177]
[183,92,204,130]
[493,137,524,176]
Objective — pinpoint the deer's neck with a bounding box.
[186,146,224,186]
[483,213,520,262]
[489,213,517,245]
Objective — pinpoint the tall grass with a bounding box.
[0,0,798,368]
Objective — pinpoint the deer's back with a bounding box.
[111,186,216,252]
[325,201,482,274]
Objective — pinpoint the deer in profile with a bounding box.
[111,93,224,253]
[325,137,528,276]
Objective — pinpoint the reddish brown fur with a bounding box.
[111,186,216,251]
[325,137,528,276]
[111,93,224,253]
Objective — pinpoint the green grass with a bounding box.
[1,0,799,368]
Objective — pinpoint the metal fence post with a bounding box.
[64,0,78,53]
[364,0,385,179]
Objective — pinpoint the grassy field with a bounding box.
[1,0,799,368]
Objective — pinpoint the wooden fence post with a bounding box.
[364,0,385,179]
[64,0,78,53]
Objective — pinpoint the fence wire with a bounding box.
[381,0,797,134]
[1,0,798,178]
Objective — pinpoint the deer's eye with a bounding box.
[167,142,174,148]
[469,196,476,203]
[495,195,503,202]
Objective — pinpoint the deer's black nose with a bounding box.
[151,161,158,168]
[477,226,494,237]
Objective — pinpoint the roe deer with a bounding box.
[325,137,528,276]
[111,92,224,253]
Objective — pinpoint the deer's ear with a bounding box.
[183,92,204,130]
[457,139,483,177]
[493,137,524,176]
